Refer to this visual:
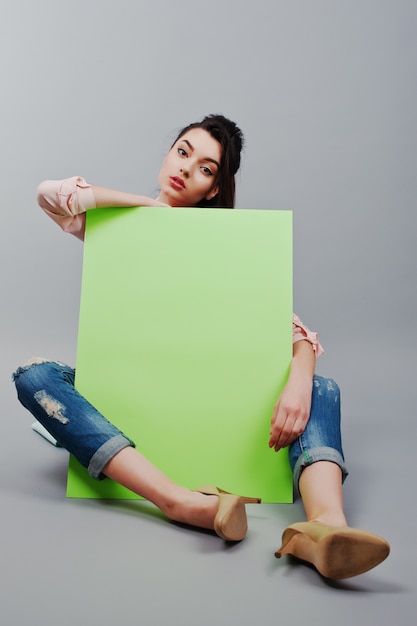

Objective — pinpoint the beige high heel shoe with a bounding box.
[196,485,261,541]
[275,521,390,579]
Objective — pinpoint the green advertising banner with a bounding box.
[68,206,293,502]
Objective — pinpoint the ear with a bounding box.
[205,186,219,201]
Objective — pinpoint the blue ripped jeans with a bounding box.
[12,359,348,489]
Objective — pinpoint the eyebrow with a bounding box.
[181,139,220,168]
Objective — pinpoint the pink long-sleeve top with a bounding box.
[37,176,324,357]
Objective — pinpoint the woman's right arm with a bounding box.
[37,176,167,241]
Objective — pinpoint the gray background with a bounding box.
[1,0,416,624]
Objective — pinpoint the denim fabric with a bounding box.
[12,360,135,479]
[13,362,347,490]
[288,375,348,494]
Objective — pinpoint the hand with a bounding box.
[268,374,313,452]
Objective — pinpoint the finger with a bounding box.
[269,408,291,450]
[269,407,283,446]
[277,415,307,450]
[273,413,298,451]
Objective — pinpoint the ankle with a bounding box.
[156,485,189,520]
[308,513,348,527]
[162,489,218,529]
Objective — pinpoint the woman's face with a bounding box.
[157,128,221,207]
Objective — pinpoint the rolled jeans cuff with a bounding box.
[88,434,134,480]
[292,446,349,495]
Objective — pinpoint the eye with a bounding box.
[177,147,187,156]
[201,165,214,176]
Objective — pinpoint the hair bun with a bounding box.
[201,114,244,174]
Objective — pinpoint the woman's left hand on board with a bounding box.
[268,375,312,452]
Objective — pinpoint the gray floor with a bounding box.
[1,337,416,626]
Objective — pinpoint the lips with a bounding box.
[170,176,185,190]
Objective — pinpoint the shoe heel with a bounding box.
[274,529,299,558]
[214,494,248,541]
[194,485,260,542]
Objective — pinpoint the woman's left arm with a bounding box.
[269,339,315,452]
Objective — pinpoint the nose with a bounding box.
[180,166,190,178]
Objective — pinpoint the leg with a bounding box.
[299,461,347,527]
[13,358,135,477]
[13,359,255,539]
[289,376,348,502]
[102,446,218,528]
[291,376,348,526]
[275,376,390,578]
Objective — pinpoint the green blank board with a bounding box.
[67,206,293,502]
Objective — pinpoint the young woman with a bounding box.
[13,114,389,579]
